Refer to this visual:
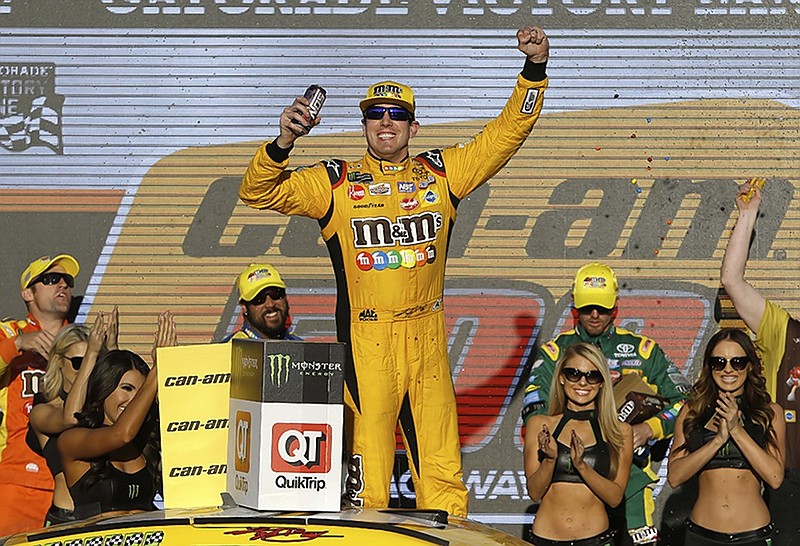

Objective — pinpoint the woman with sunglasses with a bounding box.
[524,343,633,546]
[28,310,117,525]
[58,311,175,519]
[668,329,785,546]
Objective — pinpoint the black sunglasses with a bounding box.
[708,356,749,372]
[247,286,286,306]
[67,356,83,371]
[30,272,74,288]
[576,304,614,315]
[562,367,604,385]
[363,106,413,122]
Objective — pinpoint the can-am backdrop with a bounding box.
[1,0,798,538]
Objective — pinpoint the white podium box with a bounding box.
[227,339,345,512]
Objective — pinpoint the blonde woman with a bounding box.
[28,310,116,525]
[524,343,633,546]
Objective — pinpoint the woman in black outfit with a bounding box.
[524,342,633,546]
[28,310,116,525]
[668,329,785,546]
[58,311,174,518]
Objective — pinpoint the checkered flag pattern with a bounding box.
[144,531,164,545]
[65,539,82,546]
[124,532,144,546]
[104,534,125,546]
[0,94,63,153]
[85,536,104,546]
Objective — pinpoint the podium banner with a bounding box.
[157,343,232,509]
[228,339,345,511]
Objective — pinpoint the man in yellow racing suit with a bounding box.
[239,26,549,517]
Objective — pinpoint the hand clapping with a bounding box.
[538,423,556,460]
[570,429,586,470]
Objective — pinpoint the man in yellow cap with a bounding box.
[522,263,688,546]
[239,26,550,516]
[0,254,79,536]
[224,263,301,341]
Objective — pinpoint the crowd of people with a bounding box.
[0,254,178,535]
[0,23,795,546]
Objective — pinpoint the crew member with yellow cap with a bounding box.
[522,263,689,546]
[0,254,79,536]
[224,263,301,341]
[240,26,551,516]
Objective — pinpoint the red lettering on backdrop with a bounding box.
[620,293,710,374]
[225,288,710,453]
[281,289,545,451]
[555,290,711,375]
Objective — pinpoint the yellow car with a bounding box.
[3,501,530,546]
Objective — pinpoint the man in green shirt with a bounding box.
[522,263,689,545]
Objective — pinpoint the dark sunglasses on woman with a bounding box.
[708,356,749,372]
[562,367,604,385]
[68,356,83,371]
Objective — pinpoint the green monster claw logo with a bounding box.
[267,354,291,386]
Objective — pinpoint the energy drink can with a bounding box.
[302,85,326,130]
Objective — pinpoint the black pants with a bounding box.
[685,521,775,546]
[45,505,75,526]
[532,529,617,546]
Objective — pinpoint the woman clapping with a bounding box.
[668,329,785,546]
[57,311,175,519]
[524,343,633,546]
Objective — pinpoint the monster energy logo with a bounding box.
[267,354,291,386]
[128,483,139,499]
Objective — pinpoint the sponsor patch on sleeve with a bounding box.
[639,337,655,358]
[521,88,539,115]
[542,342,559,361]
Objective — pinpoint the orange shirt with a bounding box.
[0,313,56,490]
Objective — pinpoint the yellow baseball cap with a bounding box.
[237,263,286,302]
[21,254,80,290]
[572,263,618,309]
[359,80,416,116]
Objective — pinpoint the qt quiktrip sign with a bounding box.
[228,339,345,511]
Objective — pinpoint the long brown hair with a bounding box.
[76,350,162,494]
[548,343,625,471]
[680,329,777,452]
